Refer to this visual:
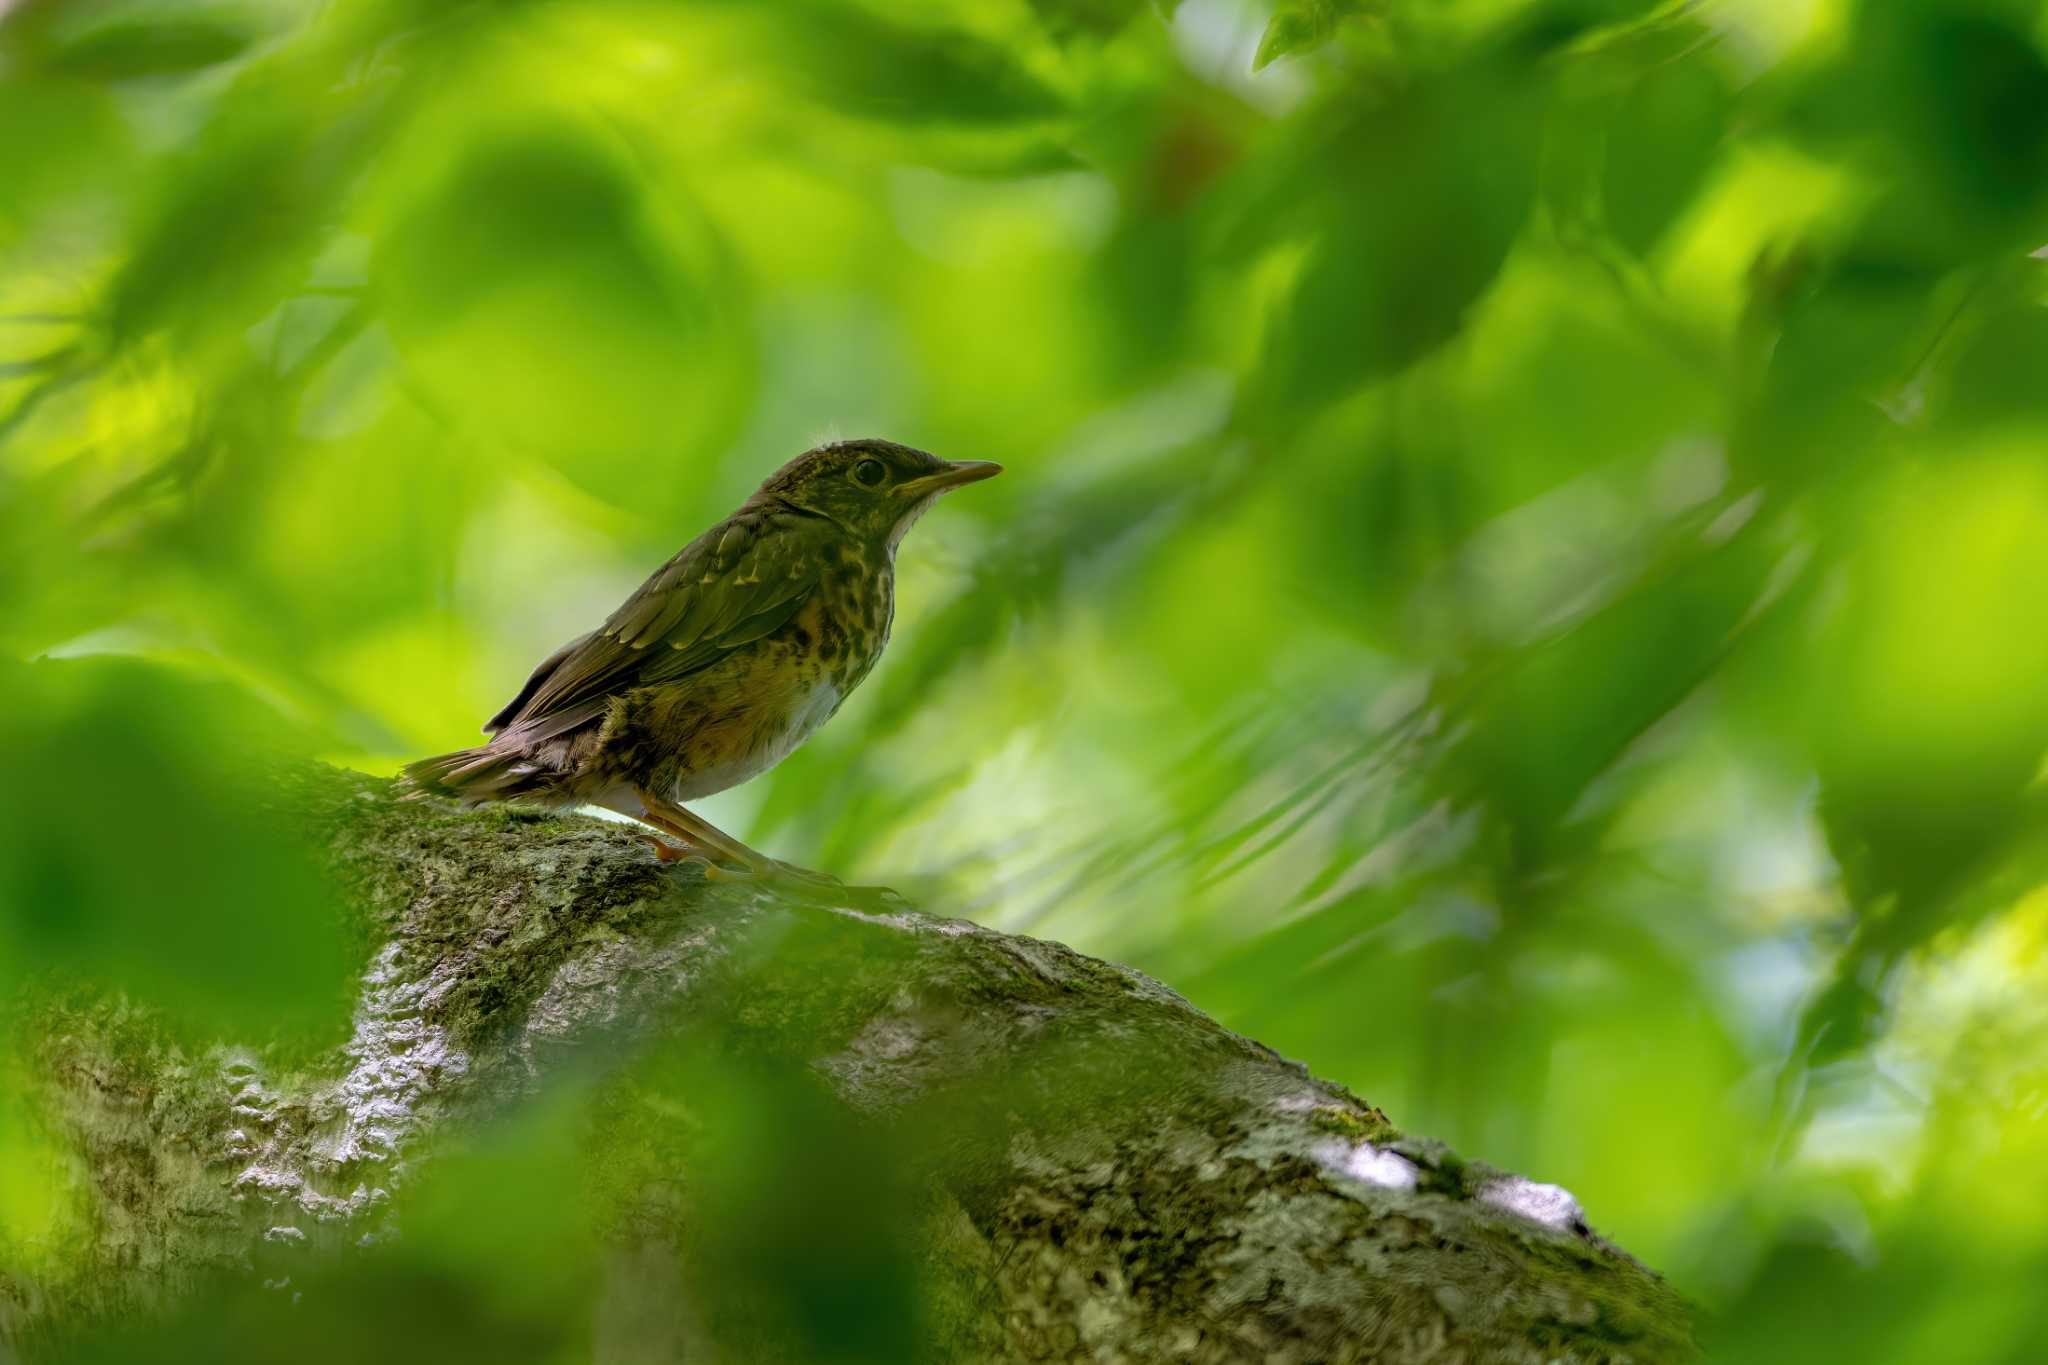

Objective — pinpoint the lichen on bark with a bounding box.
[1,765,1694,1363]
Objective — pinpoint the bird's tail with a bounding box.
[398,743,545,804]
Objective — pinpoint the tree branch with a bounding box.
[3,765,1694,1363]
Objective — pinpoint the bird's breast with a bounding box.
[661,560,890,802]
[809,550,894,692]
[668,672,843,800]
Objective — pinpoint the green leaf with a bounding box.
[1601,54,1733,255]
[0,659,355,1035]
[1239,42,1546,415]
[1252,0,1367,72]
[39,3,264,80]
[771,0,1067,126]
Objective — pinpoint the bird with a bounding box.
[401,439,1001,881]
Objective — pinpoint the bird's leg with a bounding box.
[635,790,761,873]
[618,798,719,870]
[584,787,711,867]
[634,789,840,888]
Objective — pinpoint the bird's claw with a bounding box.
[703,857,843,891]
[643,834,721,875]
[664,851,904,912]
[642,829,857,899]
[698,858,754,884]
[769,859,845,888]
[643,836,771,884]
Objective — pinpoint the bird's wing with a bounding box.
[489,509,821,743]
[483,631,593,734]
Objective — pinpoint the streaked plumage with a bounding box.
[402,439,1000,876]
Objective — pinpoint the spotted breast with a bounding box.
[597,536,895,807]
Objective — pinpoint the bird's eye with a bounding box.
[850,457,887,488]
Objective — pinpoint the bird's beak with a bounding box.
[894,460,1003,500]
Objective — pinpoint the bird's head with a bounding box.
[751,439,1002,550]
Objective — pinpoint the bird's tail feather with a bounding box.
[399,744,545,803]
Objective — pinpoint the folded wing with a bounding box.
[485,509,822,745]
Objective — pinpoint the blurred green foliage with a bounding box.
[7,0,2048,1357]
[0,657,351,1032]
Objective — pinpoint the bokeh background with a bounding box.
[6,0,2048,1358]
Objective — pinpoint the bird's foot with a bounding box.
[702,855,843,890]
[634,822,901,908]
[639,830,716,870]
[635,827,782,884]
[689,852,908,911]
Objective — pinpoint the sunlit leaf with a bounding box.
[1252,0,1371,71]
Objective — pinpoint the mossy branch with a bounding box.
[2,765,1694,1363]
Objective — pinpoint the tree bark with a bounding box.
[1,764,1693,1363]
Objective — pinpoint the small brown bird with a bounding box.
[402,439,1000,879]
